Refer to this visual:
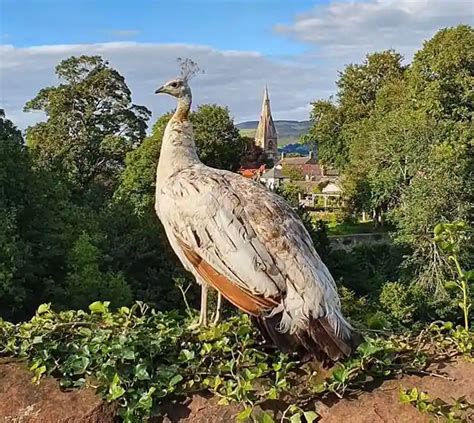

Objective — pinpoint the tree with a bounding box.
[409,25,474,122]
[305,50,405,169]
[281,165,304,181]
[191,104,245,171]
[240,139,270,169]
[0,110,74,320]
[25,55,151,195]
[56,232,132,310]
[115,113,172,216]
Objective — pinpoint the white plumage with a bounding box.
[154,73,358,363]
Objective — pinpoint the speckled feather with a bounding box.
[154,78,357,362]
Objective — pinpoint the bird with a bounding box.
[153,64,359,364]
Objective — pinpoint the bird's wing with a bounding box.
[158,165,343,333]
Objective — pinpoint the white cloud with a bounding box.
[1,1,470,131]
[0,42,327,131]
[276,0,473,61]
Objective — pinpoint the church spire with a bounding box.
[255,86,278,162]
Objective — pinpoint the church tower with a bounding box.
[254,86,278,163]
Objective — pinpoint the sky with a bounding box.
[1,0,473,130]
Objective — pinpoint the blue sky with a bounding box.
[1,0,472,129]
[1,0,316,54]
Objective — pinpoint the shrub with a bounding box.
[379,282,417,324]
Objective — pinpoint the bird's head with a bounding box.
[155,58,201,99]
[154,78,190,98]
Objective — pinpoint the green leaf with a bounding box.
[236,407,252,422]
[122,347,135,360]
[89,301,106,314]
[289,413,302,423]
[303,411,318,423]
[433,223,444,236]
[464,270,474,281]
[37,303,51,315]
[260,412,275,423]
[71,356,89,375]
[169,374,183,387]
[134,364,150,381]
[109,384,125,400]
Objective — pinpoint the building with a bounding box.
[254,87,279,163]
[259,167,289,191]
[276,151,322,181]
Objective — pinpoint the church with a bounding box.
[254,86,279,163]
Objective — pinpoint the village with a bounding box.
[238,87,342,211]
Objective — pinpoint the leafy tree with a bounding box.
[305,50,405,169]
[0,110,74,320]
[191,104,245,171]
[115,113,172,216]
[240,139,270,169]
[281,165,304,181]
[409,25,474,121]
[25,55,151,194]
[57,232,132,310]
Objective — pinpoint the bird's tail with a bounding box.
[253,312,361,366]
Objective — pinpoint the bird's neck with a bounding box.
[174,92,192,122]
[156,92,200,183]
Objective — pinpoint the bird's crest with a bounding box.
[177,57,203,82]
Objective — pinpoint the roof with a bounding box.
[277,155,318,166]
[260,167,288,179]
[322,181,342,193]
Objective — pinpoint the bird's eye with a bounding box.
[170,82,178,88]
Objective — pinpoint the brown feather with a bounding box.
[177,238,278,315]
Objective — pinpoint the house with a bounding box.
[276,151,322,181]
[259,167,289,191]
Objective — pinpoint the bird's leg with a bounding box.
[212,291,222,325]
[198,283,208,327]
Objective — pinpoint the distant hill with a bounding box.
[236,120,311,146]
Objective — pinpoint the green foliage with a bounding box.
[274,182,302,208]
[2,301,472,422]
[191,104,246,171]
[379,282,418,324]
[400,387,474,422]
[58,232,133,310]
[0,303,299,422]
[25,55,151,194]
[280,165,304,181]
[326,244,405,297]
[305,50,405,168]
[304,25,473,294]
[434,222,473,330]
[115,113,172,215]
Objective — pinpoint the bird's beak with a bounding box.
[155,86,165,94]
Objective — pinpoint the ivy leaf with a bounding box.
[169,374,183,387]
[109,384,125,401]
[71,356,90,375]
[260,412,275,423]
[289,413,302,423]
[37,303,51,315]
[236,407,252,422]
[135,364,150,381]
[89,301,106,314]
[303,411,318,423]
